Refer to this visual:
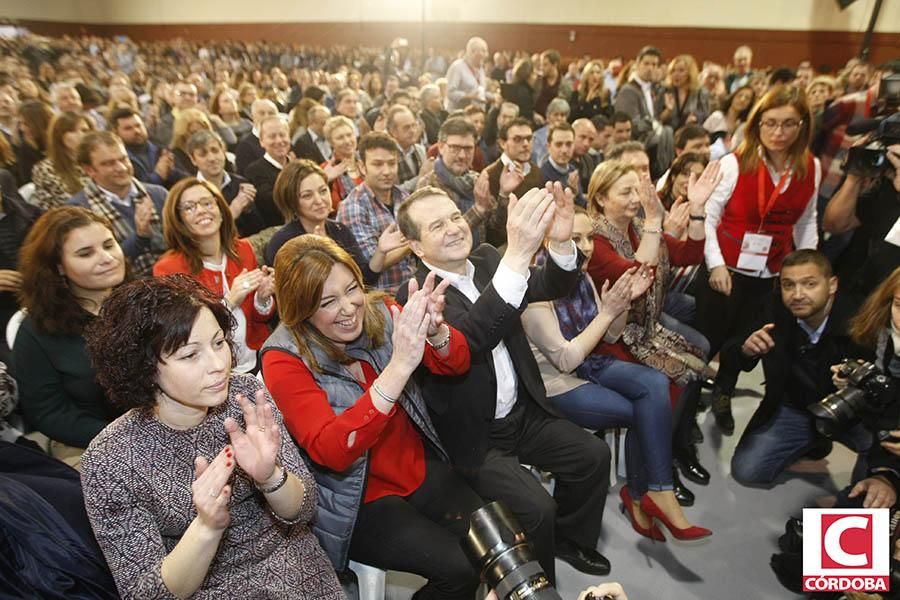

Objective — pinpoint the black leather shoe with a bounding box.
[711,390,735,435]
[555,539,611,576]
[672,467,695,507]
[674,446,710,485]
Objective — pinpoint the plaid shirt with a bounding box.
[335,182,413,294]
[815,88,875,204]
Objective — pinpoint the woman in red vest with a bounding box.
[154,177,276,374]
[696,85,820,435]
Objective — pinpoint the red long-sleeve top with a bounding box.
[263,300,470,503]
[586,228,705,407]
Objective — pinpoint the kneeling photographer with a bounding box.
[726,250,878,489]
[770,266,900,598]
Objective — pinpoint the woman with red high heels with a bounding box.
[523,205,711,542]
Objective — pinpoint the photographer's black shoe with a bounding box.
[673,468,695,507]
[555,539,611,576]
[804,439,833,461]
[711,390,735,435]
[674,446,710,485]
[778,517,803,554]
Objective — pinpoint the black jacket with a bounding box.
[724,289,869,440]
[243,157,283,228]
[292,131,327,164]
[396,244,581,468]
[220,173,267,237]
[234,133,264,176]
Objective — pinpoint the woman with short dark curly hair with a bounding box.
[80,274,342,600]
[13,206,126,467]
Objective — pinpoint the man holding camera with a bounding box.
[822,116,900,288]
[725,250,887,495]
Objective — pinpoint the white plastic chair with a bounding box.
[6,309,25,350]
[17,183,35,205]
[349,560,386,600]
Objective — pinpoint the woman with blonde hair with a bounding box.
[586,158,722,503]
[31,112,94,209]
[657,55,710,131]
[261,234,484,597]
[154,177,275,374]
[570,60,612,121]
[322,115,363,211]
[696,85,820,435]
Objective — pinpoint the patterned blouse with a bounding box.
[31,157,90,210]
[80,374,343,600]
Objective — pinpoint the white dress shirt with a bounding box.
[703,153,821,277]
[423,242,577,419]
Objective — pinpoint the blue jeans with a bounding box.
[549,360,673,497]
[731,403,872,486]
[662,292,696,327]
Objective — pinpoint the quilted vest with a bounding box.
[260,301,448,571]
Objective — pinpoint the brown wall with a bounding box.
[17,20,900,70]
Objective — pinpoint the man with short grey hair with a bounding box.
[446,37,493,110]
[419,83,448,145]
[531,98,570,165]
[292,104,332,163]
[235,98,279,175]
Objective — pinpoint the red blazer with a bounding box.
[153,238,274,349]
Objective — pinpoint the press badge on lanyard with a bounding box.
[736,166,791,273]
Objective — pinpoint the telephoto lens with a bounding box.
[461,501,562,600]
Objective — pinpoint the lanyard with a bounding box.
[757,163,791,224]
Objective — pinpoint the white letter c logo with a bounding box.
[824,516,868,567]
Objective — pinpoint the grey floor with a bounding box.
[383,363,852,600]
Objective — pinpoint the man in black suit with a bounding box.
[396,183,612,581]
[292,104,331,164]
[243,115,291,228]
[235,99,278,176]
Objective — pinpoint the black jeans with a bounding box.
[465,398,611,583]
[695,265,777,394]
[348,457,484,600]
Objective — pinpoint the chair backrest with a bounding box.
[17,183,35,204]
[6,309,26,351]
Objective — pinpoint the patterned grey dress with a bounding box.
[80,373,343,599]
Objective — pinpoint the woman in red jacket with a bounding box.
[154,177,275,374]
[260,236,484,599]
[696,85,820,435]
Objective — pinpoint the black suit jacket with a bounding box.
[397,244,581,468]
[724,289,869,440]
[243,158,283,228]
[292,131,327,164]
[235,133,264,176]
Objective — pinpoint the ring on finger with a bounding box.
[258,426,266,432]
[208,489,218,498]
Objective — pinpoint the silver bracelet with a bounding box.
[643,228,662,234]
[371,381,398,404]
[426,326,451,350]
[257,464,288,494]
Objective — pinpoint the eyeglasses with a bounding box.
[445,143,475,154]
[179,197,217,215]
[759,119,803,132]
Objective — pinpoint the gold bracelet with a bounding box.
[426,326,451,350]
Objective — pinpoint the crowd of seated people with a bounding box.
[0,29,898,599]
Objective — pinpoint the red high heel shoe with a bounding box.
[639,494,712,541]
[619,486,665,542]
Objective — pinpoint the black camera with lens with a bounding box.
[808,359,899,438]
[461,501,562,600]
[844,111,900,178]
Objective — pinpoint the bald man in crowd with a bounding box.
[446,37,493,110]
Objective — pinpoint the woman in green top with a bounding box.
[13,206,126,468]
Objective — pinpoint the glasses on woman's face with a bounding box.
[179,197,217,215]
[759,119,802,133]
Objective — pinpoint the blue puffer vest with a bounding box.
[260,302,448,571]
